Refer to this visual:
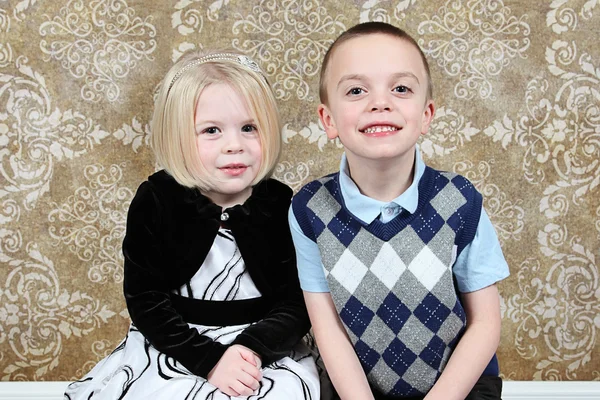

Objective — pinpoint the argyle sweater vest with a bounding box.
[293,166,483,397]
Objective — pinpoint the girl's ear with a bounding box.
[420,100,436,135]
[318,104,339,140]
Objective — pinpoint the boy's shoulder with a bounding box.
[292,172,340,205]
[421,164,480,197]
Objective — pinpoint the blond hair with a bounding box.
[151,49,281,190]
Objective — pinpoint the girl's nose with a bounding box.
[223,134,244,153]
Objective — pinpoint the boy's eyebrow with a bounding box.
[337,72,420,88]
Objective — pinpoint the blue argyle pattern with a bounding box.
[293,166,482,397]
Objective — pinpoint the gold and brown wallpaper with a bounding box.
[0,0,598,383]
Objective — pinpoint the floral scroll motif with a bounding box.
[112,117,150,153]
[453,159,524,245]
[0,8,12,67]
[504,225,599,379]
[282,121,343,151]
[419,106,480,158]
[0,199,20,226]
[232,0,345,102]
[483,41,600,207]
[39,0,157,102]
[418,0,530,100]
[170,0,233,61]
[0,57,109,210]
[359,0,419,23]
[171,0,230,36]
[48,163,133,284]
[596,205,600,239]
[547,0,599,34]
[58,339,115,381]
[0,242,116,380]
[9,0,39,22]
[272,160,314,192]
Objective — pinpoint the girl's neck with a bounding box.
[201,186,253,210]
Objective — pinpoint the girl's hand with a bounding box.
[207,345,262,397]
[243,347,262,370]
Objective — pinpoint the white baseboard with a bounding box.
[0,381,599,399]
[0,382,68,400]
[501,381,600,399]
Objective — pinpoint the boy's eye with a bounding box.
[241,124,257,133]
[347,87,364,96]
[394,85,411,93]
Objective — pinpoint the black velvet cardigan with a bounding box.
[122,170,310,378]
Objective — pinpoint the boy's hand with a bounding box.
[207,345,262,397]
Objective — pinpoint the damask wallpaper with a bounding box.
[0,0,598,384]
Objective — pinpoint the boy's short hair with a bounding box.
[319,22,433,105]
[151,49,281,191]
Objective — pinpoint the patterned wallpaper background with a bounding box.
[0,0,598,383]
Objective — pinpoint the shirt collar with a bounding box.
[338,146,425,224]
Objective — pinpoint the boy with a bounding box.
[289,22,509,400]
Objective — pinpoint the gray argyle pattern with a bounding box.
[308,172,472,397]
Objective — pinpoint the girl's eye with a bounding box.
[203,127,220,135]
[394,85,411,94]
[241,124,257,133]
[347,87,364,96]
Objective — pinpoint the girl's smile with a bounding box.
[219,163,249,176]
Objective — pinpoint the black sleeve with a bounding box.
[230,192,311,365]
[122,182,227,377]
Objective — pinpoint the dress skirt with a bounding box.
[65,229,320,399]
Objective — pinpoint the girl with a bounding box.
[64,50,320,399]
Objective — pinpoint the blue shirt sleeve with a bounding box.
[453,207,510,293]
[288,205,330,292]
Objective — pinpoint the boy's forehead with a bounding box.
[328,34,426,79]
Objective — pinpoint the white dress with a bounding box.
[65,229,320,399]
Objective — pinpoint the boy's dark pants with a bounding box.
[369,376,503,400]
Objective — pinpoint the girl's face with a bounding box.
[194,83,262,208]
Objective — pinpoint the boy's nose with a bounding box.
[369,93,392,112]
[371,104,391,112]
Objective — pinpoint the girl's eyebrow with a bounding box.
[195,118,256,129]
[337,72,420,89]
[195,120,218,129]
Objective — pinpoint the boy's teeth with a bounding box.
[363,125,396,133]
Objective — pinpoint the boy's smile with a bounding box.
[360,123,400,136]
[318,33,435,169]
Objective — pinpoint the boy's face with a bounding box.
[318,34,434,165]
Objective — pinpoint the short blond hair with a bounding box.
[151,49,281,191]
[320,22,433,105]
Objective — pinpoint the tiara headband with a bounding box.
[167,53,263,92]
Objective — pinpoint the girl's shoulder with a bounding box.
[253,178,293,199]
[143,170,203,208]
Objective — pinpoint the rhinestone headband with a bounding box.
[167,53,263,92]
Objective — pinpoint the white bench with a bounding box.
[0,381,599,399]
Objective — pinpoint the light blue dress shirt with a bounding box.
[288,148,510,293]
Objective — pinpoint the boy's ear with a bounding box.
[420,100,436,135]
[318,104,339,140]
